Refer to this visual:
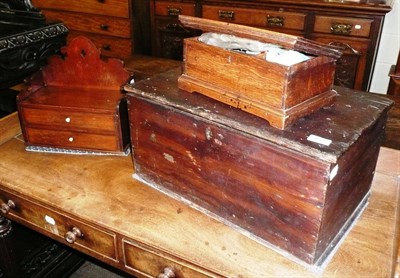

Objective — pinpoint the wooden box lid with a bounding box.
[179,15,342,60]
[126,68,393,164]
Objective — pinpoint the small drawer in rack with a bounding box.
[155,1,196,17]
[314,15,372,37]
[123,239,216,277]
[202,5,306,32]
[0,189,118,261]
[20,107,118,133]
[24,128,122,152]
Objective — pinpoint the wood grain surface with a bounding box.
[0,113,21,145]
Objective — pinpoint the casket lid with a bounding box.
[179,15,342,60]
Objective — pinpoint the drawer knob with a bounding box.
[157,267,175,278]
[218,10,234,20]
[65,117,71,123]
[266,16,284,27]
[0,200,15,214]
[331,23,352,35]
[68,137,74,142]
[65,227,83,244]
[100,24,109,31]
[102,44,112,51]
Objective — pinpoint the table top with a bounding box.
[0,112,399,277]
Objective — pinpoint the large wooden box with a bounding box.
[125,68,393,268]
[177,16,342,129]
[17,36,131,155]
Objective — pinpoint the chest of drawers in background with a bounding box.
[31,0,133,59]
[150,0,392,91]
[151,0,200,60]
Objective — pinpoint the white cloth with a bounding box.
[198,32,310,66]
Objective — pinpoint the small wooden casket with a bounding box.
[17,36,132,155]
[125,68,393,268]
[177,16,342,130]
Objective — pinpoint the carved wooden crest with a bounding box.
[41,36,131,90]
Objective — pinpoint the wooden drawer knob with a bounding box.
[0,200,15,214]
[65,227,83,244]
[157,267,175,278]
[102,44,112,51]
[100,24,109,31]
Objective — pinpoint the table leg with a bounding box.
[0,216,20,277]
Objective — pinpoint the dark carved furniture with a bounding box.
[0,218,84,278]
[382,94,400,150]
[0,0,68,89]
[150,0,392,91]
[388,50,400,96]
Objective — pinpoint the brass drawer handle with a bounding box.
[0,200,15,214]
[65,227,83,244]
[100,24,109,31]
[331,22,352,35]
[266,15,284,27]
[218,10,234,20]
[157,267,175,278]
[167,7,181,16]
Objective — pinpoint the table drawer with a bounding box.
[43,10,131,38]
[155,1,196,17]
[31,0,130,18]
[123,239,215,277]
[314,15,372,37]
[202,5,306,31]
[0,189,118,261]
[20,107,117,133]
[24,127,121,152]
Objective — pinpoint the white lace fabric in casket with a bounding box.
[198,32,311,66]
